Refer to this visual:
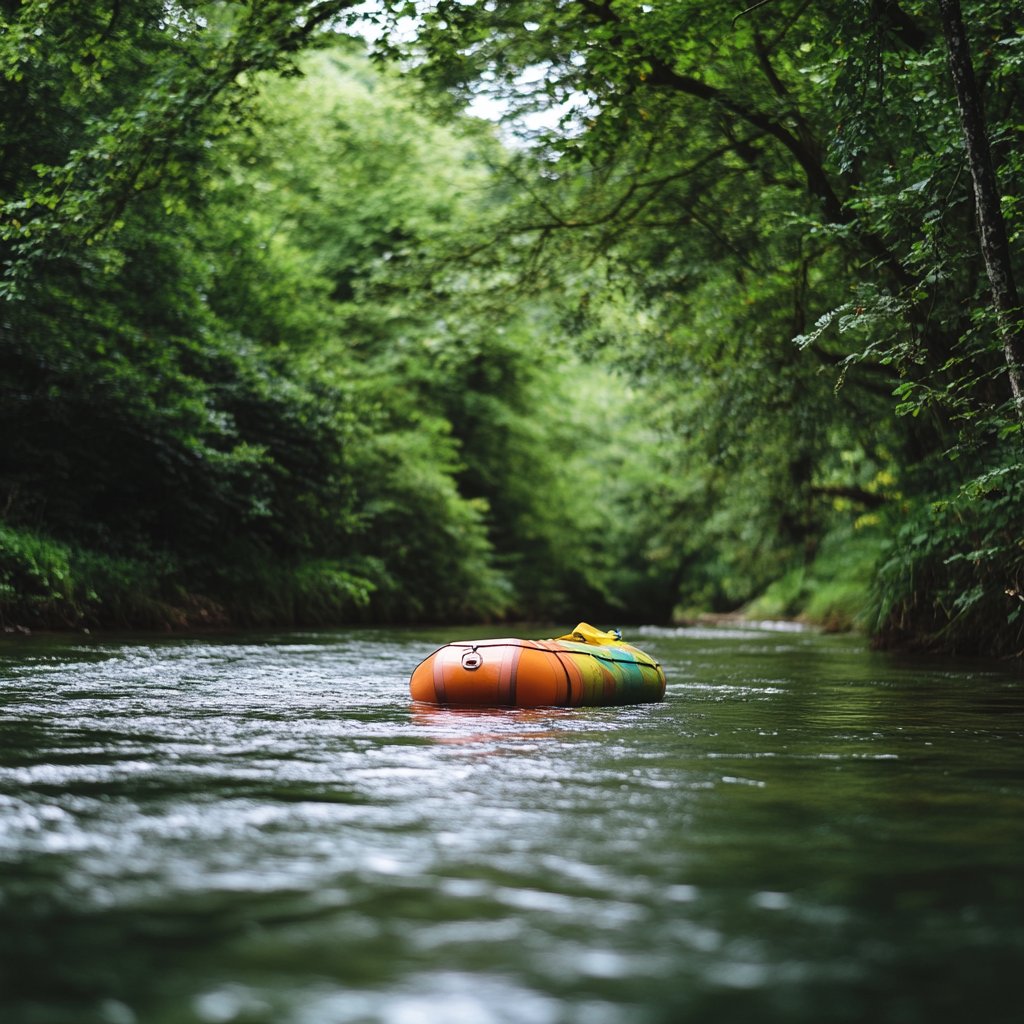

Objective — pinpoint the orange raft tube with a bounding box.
[410,622,666,708]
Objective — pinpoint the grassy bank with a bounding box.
[738,524,885,634]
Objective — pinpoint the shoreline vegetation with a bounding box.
[0,516,883,641]
[3,4,1023,659]
[0,517,1016,658]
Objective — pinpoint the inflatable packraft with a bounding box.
[409,623,665,708]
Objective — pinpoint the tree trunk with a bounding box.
[938,0,1024,419]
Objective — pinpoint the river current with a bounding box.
[1,624,1022,1024]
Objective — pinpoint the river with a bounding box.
[1,624,1022,1024]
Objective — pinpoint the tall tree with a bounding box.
[938,0,1024,417]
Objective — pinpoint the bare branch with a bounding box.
[732,0,776,29]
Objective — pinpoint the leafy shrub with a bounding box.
[744,524,885,631]
[871,464,1024,656]
[0,524,188,629]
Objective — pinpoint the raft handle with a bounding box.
[461,648,483,671]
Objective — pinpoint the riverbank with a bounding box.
[0,519,880,639]
[673,524,882,639]
[0,523,379,634]
[4,516,1019,659]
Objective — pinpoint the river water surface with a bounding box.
[1,625,1022,1024]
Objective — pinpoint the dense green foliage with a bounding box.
[2,1,1022,653]
[367,0,1024,654]
[0,4,636,628]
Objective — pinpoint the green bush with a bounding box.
[0,524,187,629]
[743,523,885,632]
[871,465,1024,656]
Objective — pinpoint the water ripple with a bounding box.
[1,629,1022,1024]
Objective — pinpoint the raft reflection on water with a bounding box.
[410,704,571,748]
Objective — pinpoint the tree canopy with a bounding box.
[367,0,1024,652]
[0,4,640,627]
[2,1,1022,654]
